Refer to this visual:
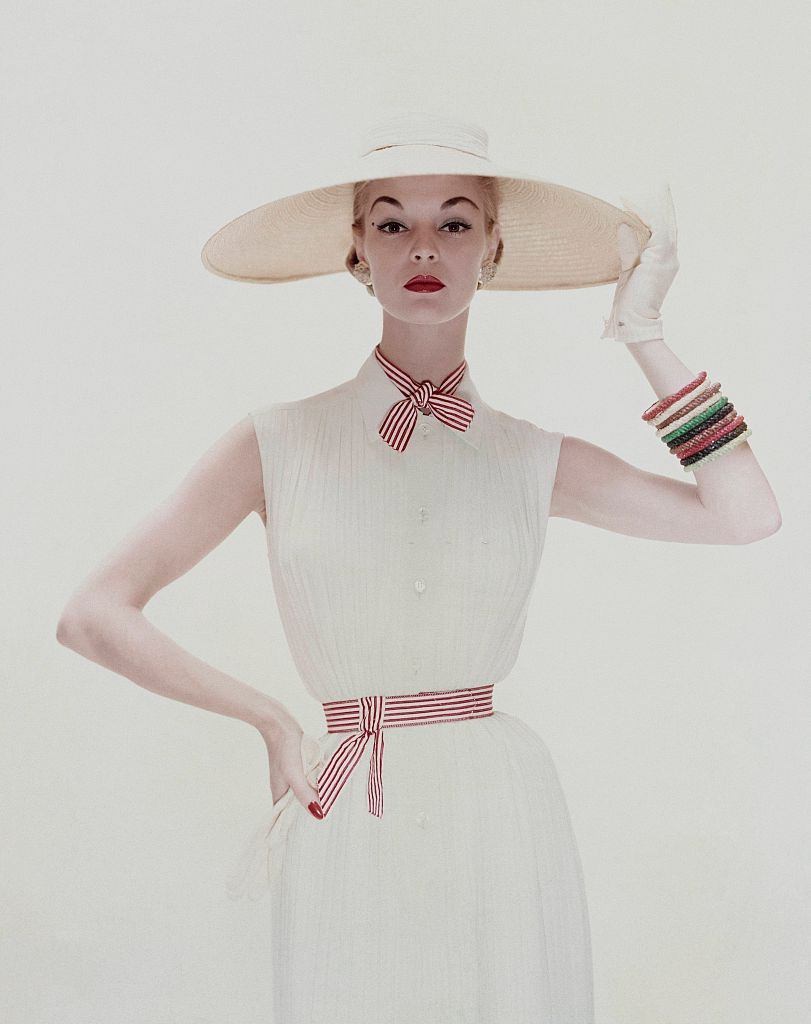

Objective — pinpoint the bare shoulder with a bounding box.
[549,432,669,524]
[208,413,267,520]
[549,435,619,504]
[547,433,742,544]
[171,412,266,521]
[61,415,267,617]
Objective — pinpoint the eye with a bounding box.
[443,219,472,234]
[376,219,472,235]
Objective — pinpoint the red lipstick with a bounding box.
[404,275,445,292]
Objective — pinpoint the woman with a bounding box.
[56,115,781,1023]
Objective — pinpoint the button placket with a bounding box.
[406,444,433,603]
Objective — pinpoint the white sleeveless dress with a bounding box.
[227,347,594,1023]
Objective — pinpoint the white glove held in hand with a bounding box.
[601,182,680,344]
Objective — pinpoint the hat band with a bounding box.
[359,115,490,160]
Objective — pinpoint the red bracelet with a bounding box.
[641,370,708,422]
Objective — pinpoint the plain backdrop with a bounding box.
[3,2,809,1022]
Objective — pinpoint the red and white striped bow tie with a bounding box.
[374,344,475,452]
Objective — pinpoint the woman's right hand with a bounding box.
[259,719,324,819]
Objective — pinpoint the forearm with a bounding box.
[57,604,295,735]
[625,338,781,530]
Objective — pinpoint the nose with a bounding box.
[409,229,438,262]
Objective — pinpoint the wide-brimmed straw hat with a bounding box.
[200,113,651,291]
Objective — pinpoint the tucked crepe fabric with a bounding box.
[230,348,594,1023]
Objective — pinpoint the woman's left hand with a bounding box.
[601,182,680,344]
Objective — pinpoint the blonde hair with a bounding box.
[345,176,504,295]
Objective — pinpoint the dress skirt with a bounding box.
[248,709,594,1024]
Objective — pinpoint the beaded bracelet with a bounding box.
[654,381,723,433]
[641,370,752,472]
[642,371,707,422]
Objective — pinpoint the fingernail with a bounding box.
[308,801,324,819]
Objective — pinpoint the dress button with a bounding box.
[415,810,429,828]
[414,578,426,594]
[417,505,429,522]
[421,423,431,436]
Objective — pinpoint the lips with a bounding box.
[405,275,445,292]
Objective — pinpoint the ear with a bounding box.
[352,225,365,263]
[486,222,501,261]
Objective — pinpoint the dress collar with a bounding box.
[350,346,487,450]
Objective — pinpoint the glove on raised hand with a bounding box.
[601,182,680,344]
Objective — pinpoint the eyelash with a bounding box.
[376,219,472,235]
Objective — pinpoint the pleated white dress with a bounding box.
[228,347,594,1023]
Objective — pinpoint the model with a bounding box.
[56,114,781,1023]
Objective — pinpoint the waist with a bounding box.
[321,682,495,733]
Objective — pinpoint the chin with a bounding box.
[382,292,476,323]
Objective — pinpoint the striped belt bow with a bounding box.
[315,684,495,818]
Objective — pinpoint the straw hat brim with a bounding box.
[200,143,651,291]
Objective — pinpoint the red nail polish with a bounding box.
[308,801,324,819]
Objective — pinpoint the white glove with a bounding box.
[601,182,680,344]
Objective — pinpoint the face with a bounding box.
[353,175,500,324]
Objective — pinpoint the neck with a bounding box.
[377,307,469,385]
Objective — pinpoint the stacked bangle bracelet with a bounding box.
[641,370,752,472]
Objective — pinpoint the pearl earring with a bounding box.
[352,259,375,296]
[477,258,498,288]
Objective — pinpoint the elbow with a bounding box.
[56,610,84,649]
[733,510,782,544]
[56,601,96,650]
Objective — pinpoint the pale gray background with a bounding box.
[3,2,809,1022]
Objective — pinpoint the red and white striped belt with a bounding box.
[316,683,495,819]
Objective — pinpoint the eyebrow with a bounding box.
[369,195,480,214]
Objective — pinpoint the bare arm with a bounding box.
[55,415,294,735]
[550,339,782,544]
